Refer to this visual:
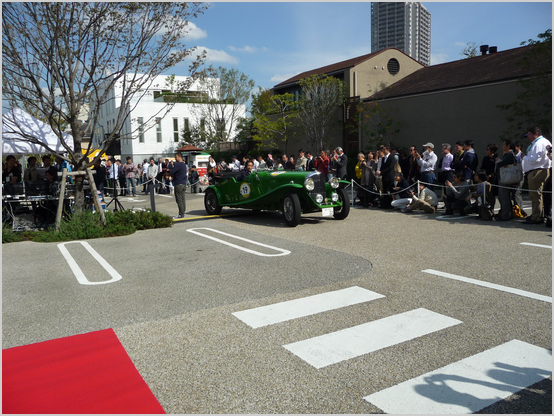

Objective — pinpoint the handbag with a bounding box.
[499,161,523,185]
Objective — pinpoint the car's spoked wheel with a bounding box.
[333,188,350,220]
[282,192,301,227]
[204,189,222,215]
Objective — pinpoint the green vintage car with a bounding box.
[204,170,350,227]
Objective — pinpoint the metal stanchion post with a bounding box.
[351,180,354,205]
[149,182,156,213]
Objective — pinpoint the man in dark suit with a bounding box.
[377,145,395,194]
[305,151,315,171]
[334,147,348,180]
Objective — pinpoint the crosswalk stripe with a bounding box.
[363,339,552,414]
[520,242,552,249]
[422,269,552,303]
[283,308,462,369]
[232,286,385,329]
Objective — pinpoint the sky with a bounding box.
[173,1,552,96]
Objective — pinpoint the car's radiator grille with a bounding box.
[308,173,326,201]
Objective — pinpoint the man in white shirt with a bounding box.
[416,142,438,187]
[145,157,159,195]
[231,155,241,172]
[522,126,552,224]
[141,159,149,193]
[109,158,119,197]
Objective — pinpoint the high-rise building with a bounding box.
[371,2,431,67]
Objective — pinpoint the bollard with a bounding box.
[149,182,156,212]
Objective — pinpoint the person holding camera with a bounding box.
[522,126,552,224]
[314,150,330,178]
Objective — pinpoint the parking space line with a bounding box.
[520,242,552,249]
[57,241,122,285]
[363,339,552,414]
[283,308,462,369]
[186,227,290,257]
[233,286,385,328]
[422,269,552,303]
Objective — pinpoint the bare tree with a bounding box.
[190,65,254,144]
[2,2,208,210]
[296,74,347,152]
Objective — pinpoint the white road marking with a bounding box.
[364,339,553,414]
[57,241,122,285]
[520,242,552,249]
[283,308,462,369]
[186,228,290,257]
[158,194,173,198]
[233,286,385,328]
[422,269,552,303]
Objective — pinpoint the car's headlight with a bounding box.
[331,193,339,202]
[329,177,339,189]
[315,194,324,203]
[304,178,315,191]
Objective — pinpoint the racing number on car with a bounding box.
[240,182,251,198]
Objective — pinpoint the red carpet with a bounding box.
[2,328,165,414]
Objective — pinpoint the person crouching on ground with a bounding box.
[391,172,414,210]
[402,182,439,214]
[444,171,471,215]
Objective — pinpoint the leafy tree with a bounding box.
[497,29,552,139]
[353,83,404,150]
[178,122,218,152]
[191,65,255,144]
[2,2,209,211]
[296,74,348,152]
[252,88,298,154]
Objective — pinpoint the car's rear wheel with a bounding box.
[204,189,222,215]
[282,192,301,227]
[333,188,350,220]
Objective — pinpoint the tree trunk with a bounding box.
[73,175,86,213]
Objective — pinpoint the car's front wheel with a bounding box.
[333,188,350,220]
[204,189,222,215]
[282,192,301,227]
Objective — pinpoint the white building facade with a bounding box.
[92,74,244,162]
[371,2,431,67]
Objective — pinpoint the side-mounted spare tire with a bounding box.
[281,192,301,227]
[333,188,350,220]
[204,188,222,215]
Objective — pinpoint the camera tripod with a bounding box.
[105,190,125,212]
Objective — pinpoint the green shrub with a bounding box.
[2,209,173,243]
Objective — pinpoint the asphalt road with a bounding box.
[2,189,552,413]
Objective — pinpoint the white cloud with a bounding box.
[454,41,467,47]
[184,22,207,40]
[199,47,239,65]
[431,53,450,65]
[271,73,298,83]
[228,45,257,53]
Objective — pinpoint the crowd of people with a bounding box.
[3,127,552,225]
[350,127,552,227]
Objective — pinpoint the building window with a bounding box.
[138,117,144,143]
[173,118,179,142]
[156,117,162,142]
[183,118,190,133]
[387,58,400,75]
[200,118,205,131]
